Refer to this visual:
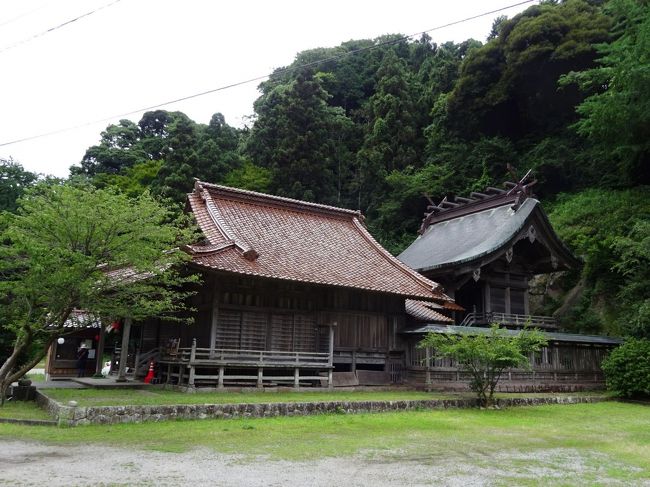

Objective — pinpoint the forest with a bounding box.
[2,0,648,338]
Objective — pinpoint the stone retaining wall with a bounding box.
[38,392,607,427]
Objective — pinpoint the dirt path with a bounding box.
[0,440,644,486]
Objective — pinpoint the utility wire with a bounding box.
[0,0,122,54]
[0,2,48,29]
[0,0,536,148]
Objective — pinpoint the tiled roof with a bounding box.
[186,181,452,302]
[406,300,454,323]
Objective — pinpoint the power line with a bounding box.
[0,2,48,29]
[0,0,536,148]
[0,0,122,54]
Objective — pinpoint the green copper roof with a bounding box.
[399,198,539,272]
[398,198,579,273]
[402,324,623,345]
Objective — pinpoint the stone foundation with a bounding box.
[37,391,607,427]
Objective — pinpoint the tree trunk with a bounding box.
[0,336,52,406]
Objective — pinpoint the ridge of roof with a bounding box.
[419,171,537,233]
[194,180,362,219]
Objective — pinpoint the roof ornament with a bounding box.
[472,267,481,282]
[528,225,537,243]
[551,254,559,270]
[506,166,537,210]
[418,168,538,234]
[505,247,514,263]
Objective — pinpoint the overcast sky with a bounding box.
[0,0,533,177]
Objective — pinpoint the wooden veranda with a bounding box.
[156,337,334,388]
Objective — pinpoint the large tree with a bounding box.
[246,71,356,204]
[0,159,38,212]
[0,183,197,402]
[560,0,650,186]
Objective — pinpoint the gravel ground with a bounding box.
[0,440,646,486]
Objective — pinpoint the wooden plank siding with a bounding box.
[406,339,611,386]
[139,272,406,374]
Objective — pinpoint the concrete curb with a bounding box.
[36,390,608,427]
[0,417,57,426]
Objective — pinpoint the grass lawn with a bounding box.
[0,402,647,483]
[0,401,52,421]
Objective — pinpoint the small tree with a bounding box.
[601,339,650,398]
[419,325,547,407]
[0,182,198,404]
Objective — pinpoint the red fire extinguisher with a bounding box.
[144,360,155,384]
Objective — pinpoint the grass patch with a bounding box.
[25,373,45,382]
[0,402,647,483]
[0,401,52,420]
[41,389,463,407]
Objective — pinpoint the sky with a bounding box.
[0,0,534,178]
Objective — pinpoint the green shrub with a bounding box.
[601,339,650,398]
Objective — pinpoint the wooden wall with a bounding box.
[139,272,406,359]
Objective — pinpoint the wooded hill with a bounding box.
[3,0,648,338]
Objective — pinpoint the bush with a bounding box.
[601,339,650,398]
[419,325,547,407]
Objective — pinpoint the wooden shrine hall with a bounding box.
[397,173,621,388]
[127,181,456,388]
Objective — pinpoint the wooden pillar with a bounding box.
[294,367,299,389]
[328,324,335,366]
[188,338,197,387]
[209,285,219,359]
[257,367,263,388]
[328,323,335,389]
[218,366,224,389]
[94,325,106,377]
[116,317,132,382]
[425,347,432,387]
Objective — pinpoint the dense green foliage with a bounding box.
[419,326,547,406]
[601,339,650,397]
[62,0,648,337]
[0,159,38,212]
[0,182,198,402]
[548,188,650,336]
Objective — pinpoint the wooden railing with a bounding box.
[459,312,557,329]
[156,335,335,389]
[163,347,331,367]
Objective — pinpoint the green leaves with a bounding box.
[601,338,650,398]
[560,0,650,186]
[1,182,198,336]
[419,325,547,406]
[549,187,650,336]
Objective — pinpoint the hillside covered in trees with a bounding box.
[5,0,648,338]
